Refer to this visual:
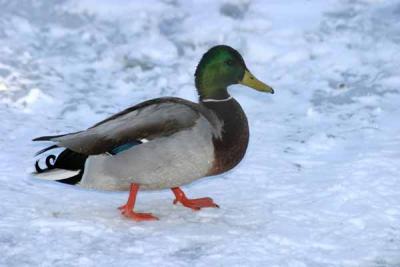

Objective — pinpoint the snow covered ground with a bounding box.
[1,0,400,266]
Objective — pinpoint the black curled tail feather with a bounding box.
[35,155,56,173]
[35,148,88,185]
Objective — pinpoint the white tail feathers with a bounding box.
[33,168,80,181]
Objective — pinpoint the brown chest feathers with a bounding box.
[203,99,249,176]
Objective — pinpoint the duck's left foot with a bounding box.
[171,187,219,210]
[118,183,159,221]
[119,206,158,221]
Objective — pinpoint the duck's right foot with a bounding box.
[171,187,219,210]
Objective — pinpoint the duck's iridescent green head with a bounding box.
[195,45,274,100]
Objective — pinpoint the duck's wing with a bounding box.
[33,97,219,155]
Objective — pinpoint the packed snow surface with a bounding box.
[1,0,400,266]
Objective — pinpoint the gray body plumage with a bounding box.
[37,97,223,190]
[81,116,215,190]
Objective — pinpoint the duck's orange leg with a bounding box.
[118,184,158,221]
[171,187,219,211]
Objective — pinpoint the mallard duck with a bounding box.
[33,45,274,221]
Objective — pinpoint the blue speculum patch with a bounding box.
[110,140,142,155]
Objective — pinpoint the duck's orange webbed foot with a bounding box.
[171,187,219,211]
[119,207,158,221]
[118,184,159,221]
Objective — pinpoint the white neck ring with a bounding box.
[202,96,233,103]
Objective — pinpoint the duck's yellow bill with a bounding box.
[239,69,274,94]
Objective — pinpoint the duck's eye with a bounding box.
[225,59,234,66]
